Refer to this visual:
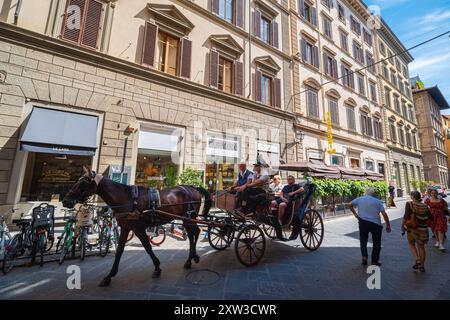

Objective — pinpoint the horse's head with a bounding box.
[62,166,98,208]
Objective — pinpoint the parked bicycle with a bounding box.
[0,209,14,262]
[97,207,134,257]
[147,222,187,246]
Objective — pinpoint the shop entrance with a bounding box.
[20,153,92,202]
[205,162,236,193]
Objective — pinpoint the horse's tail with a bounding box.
[195,186,211,216]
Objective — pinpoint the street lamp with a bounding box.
[296,131,305,142]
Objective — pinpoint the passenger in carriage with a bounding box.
[228,162,253,209]
[237,162,270,214]
[271,175,306,227]
[269,175,284,196]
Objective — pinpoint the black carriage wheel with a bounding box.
[235,224,266,267]
[262,224,277,239]
[300,210,324,251]
[208,225,234,251]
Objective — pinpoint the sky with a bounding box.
[364,0,450,113]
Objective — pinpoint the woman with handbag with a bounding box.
[425,189,448,252]
[402,191,433,272]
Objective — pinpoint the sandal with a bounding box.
[413,260,420,270]
[419,266,425,272]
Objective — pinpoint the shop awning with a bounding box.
[365,171,385,181]
[278,160,341,179]
[20,107,98,156]
[340,168,367,180]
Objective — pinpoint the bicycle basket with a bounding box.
[76,207,93,227]
[32,203,55,228]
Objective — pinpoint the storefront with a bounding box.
[17,107,99,203]
[205,132,241,193]
[135,126,182,189]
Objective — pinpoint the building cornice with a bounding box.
[0,22,295,121]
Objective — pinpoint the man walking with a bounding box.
[348,187,391,266]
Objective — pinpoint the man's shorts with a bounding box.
[274,197,285,205]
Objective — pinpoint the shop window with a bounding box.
[157,31,180,76]
[365,160,375,171]
[135,152,178,189]
[331,154,344,166]
[20,153,92,202]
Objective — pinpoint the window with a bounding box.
[387,49,394,64]
[384,88,391,107]
[398,126,405,145]
[373,118,383,140]
[338,3,345,21]
[402,65,408,78]
[61,0,104,50]
[218,57,233,93]
[307,88,319,118]
[329,98,339,124]
[260,16,271,44]
[357,74,365,96]
[301,1,317,26]
[331,155,344,166]
[409,106,415,123]
[365,160,375,171]
[406,129,412,148]
[301,38,319,68]
[390,121,397,142]
[396,58,401,71]
[401,101,408,119]
[360,112,372,137]
[399,81,404,94]
[261,74,272,105]
[369,81,377,103]
[413,132,418,149]
[394,95,401,113]
[157,31,179,76]
[322,0,332,8]
[219,0,234,23]
[366,52,376,73]
[378,163,386,176]
[350,15,361,35]
[323,52,337,78]
[353,41,364,64]
[350,158,360,168]
[363,29,372,47]
[323,16,332,38]
[379,41,386,56]
[346,106,356,131]
[391,71,397,87]
[382,63,389,79]
[342,64,354,89]
[340,30,348,51]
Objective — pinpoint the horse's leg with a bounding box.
[98,226,130,287]
[183,223,201,269]
[134,226,161,278]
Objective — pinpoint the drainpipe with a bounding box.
[14,0,23,25]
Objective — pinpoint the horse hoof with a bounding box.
[98,278,111,287]
[184,262,192,269]
[152,269,161,278]
[193,255,200,264]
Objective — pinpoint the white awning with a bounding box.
[138,130,180,152]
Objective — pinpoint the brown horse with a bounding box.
[62,167,211,287]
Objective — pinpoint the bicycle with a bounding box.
[76,206,94,261]
[0,209,14,262]
[97,208,134,257]
[147,222,187,246]
[31,203,56,266]
[2,215,33,274]
[57,209,77,264]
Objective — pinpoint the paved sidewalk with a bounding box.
[1,201,449,300]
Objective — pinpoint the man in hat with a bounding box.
[237,162,270,214]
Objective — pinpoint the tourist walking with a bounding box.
[425,189,448,252]
[402,191,433,272]
[388,182,396,208]
[348,187,392,266]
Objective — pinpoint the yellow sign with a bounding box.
[327,112,336,154]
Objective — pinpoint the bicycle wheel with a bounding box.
[44,236,54,253]
[80,228,87,261]
[148,227,166,246]
[38,233,47,267]
[2,235,19,274]
[99,226,110,257]
[58,232,71,265]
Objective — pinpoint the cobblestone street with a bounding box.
[1,200,450,300]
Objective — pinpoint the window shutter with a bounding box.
[61,0,86,43]
[298,0,305,17]
[349,71,355,89]
[311,7,318,26]
[313,45,319,68]
[341,65,345,85]
[255,70,262,102]
[80,0,103,49]
[272,21,279,48]
[360,114,364,134]
[254,10,261,38]
[368,118,373,136]
[211,0,219,15]
[209,50,219,88]
[179,38,192,79]
[301,39,307,61]
[332,59,338,79]
[142,22,158,67]
[274,78,281,108]
[236,0,244,28]
[323,53,328,75]
[234,61,244,96]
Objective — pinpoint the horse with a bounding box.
[62,167,211,287]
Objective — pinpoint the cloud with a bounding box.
[410,52,450,72]
[368,0,408,9]
[417,9,450,25]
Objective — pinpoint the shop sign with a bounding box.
[257,141,279,154]
[52,146,70,153]
[108,165,131,185]
[206,134,240,158]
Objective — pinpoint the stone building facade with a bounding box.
[289,0,387,175]
[0,0,298,209]
[412,83,450,188]
[374,22,423,197]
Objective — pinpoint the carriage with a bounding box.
[203,164,324,267]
